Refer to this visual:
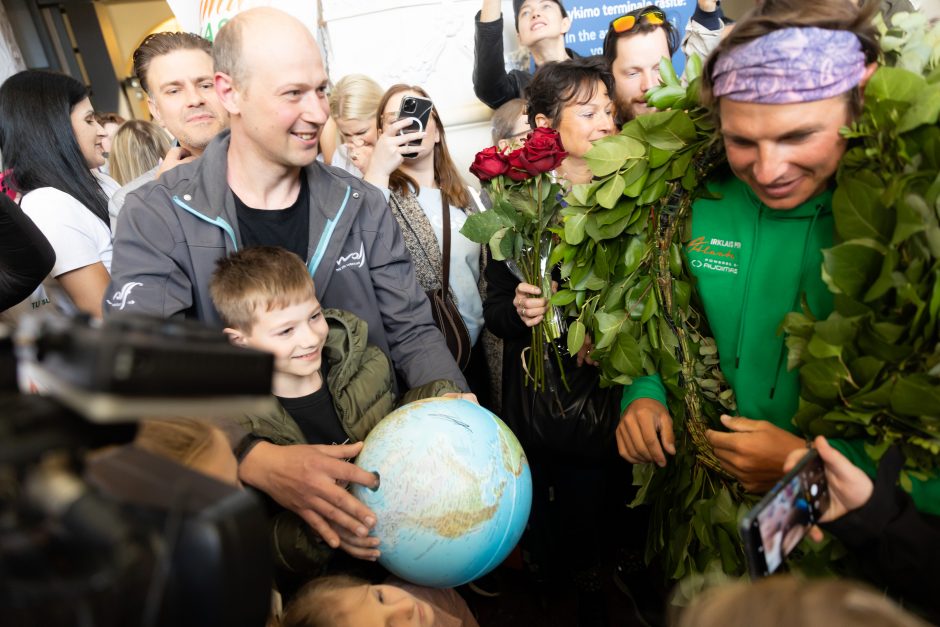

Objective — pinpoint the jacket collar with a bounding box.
[177,129,353,224]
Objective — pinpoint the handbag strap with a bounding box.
[441,198,451,294]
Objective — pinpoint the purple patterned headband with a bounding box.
[712,27,866,104]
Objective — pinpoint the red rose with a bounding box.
[469,146,509,182]
[504,148,531,182]
[518,127,567,175]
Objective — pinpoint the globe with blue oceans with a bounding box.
[350,397,532,588]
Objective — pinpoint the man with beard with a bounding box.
[602,5,679,124]
[108,32,227,220]
[105,8,468,548]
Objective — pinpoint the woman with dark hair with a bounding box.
[0,70,113,318]
[364,84,489,404]
[482,56,617,625]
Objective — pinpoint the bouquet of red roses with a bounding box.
[461,127,569,390]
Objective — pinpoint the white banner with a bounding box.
[166,0,317,40]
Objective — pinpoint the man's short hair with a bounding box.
[210,246,316,331]
[602,5,680,66]
[133,32,212,94]
[212,17,248,87]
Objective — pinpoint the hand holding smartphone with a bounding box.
[740,448,830,578]
[395,95,433,159]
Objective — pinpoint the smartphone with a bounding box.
[739,448,830,579]
[396,95,433,159]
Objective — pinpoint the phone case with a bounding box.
[396,96,433,154]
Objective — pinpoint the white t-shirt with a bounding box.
[417,187,484,345]
[21,187,113,277]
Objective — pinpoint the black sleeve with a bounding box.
[823,447,940,620]
[483,259,529,341]
[0,194,55,311]
[473,11,526,109]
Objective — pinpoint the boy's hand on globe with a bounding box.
[238,441,379,548]
[328,521,381,561]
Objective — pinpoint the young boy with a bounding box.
[209,246,463,584]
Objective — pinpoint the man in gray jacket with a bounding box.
[105,7,467,549]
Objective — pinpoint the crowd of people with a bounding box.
[0,0,937,626]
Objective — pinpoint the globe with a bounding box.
[350,397,532,588]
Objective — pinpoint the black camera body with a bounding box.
[1,313,276,627]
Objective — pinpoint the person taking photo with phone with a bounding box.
[363,85,489,405]
[784,438,940,623]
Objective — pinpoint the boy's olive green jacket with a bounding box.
[234,308,461,578]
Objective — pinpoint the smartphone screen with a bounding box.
[740,449,829,578]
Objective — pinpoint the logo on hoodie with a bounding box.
[335,243,366,272]
[687,236,740,275]
[106,282,143,310]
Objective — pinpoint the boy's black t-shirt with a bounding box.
[276,360,348,446]
[234,175,310,261]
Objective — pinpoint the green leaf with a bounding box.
[622,236,646,275]
[567,320,586,355]
[866,66,926,103]
[899,83,940,133]
[637,169,668,206]
[833,175,891,242]
[597,174,626,209]
[659,56,680,87]
[890,374,940,416]
[611,331,644,376]
[584,135,646,177]
[649,146,672,169]
[642,111,697,151]
[822,240,886,299]
[489,227,513,260]
[460,209,507,244]
[550,289,577,306]
[893,193,928,245]
[802,357,850,402]
[564,211,588,245]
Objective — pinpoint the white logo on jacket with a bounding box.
[335,243,365,272]
[106,282,143,310]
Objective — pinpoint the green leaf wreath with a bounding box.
[556,13,940,581]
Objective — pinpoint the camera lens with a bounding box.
[404,98,416,113]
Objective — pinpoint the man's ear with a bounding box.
[223,327,248,346]
[534,113,552,129]
[147,96,163,127]
[859,62,878,89]
[215,72,241,116]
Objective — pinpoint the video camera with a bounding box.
[0,312,278,627]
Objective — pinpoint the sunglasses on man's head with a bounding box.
[610,9,665,33]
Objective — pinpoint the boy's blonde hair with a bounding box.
[210,246,316,332]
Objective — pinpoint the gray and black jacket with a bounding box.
[104,130,467,391]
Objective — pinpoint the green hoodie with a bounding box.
[622,176,939,514]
